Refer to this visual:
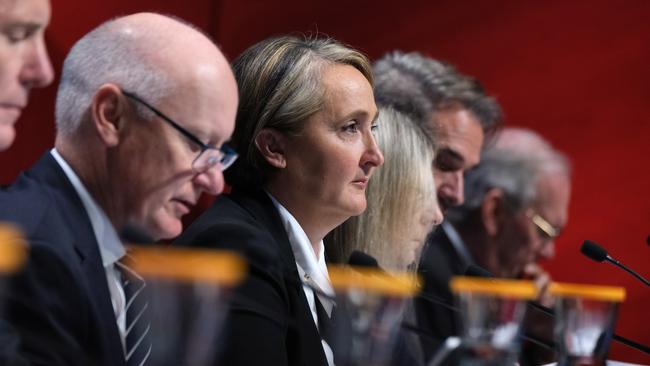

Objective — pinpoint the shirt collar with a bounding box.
[50,148,125,267]
[266,192,334,298]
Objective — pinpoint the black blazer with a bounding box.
[175,189,328,366]
[0,153,125,366]
[415,225,469,362]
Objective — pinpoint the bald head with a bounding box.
[55,12,236,138]
[51,13,238,240]
[493,127,570,177]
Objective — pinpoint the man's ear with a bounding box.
[254,128,287,169]
[481,188,506,237]
[91,84,127,147]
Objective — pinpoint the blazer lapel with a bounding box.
[232,189,328,366]
[30,153,126,366]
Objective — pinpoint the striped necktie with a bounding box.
[116,258,152,366]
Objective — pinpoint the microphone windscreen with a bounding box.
[120,224,155,245]
[464,265,493,278]
[348,250,380,268]
[580,240,608,262]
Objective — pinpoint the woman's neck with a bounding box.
[266,183,341,255]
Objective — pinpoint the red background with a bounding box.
[1,1,648,363]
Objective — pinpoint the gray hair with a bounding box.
[55,18,173,137]
[446,128,571,224]
[326,107,437,270]
[225,35,373,189]
[373,51,502,140]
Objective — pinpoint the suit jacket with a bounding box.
[174,188,328,366]
[415,223,470,362]
[0,153,125,366]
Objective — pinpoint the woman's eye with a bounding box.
[371,124,379,134]
[342,122,359,133]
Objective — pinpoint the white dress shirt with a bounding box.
[51,149,128,352]
[267,192,336,366]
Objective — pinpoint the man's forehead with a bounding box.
[432,107,484,169]
[533,174,571,224]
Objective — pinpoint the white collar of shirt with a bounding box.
[50,148,125,266]
[267,192,336,366]
[441,220,475,268]
[266,192,335,311]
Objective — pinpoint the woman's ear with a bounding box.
[91,84,126,147]
[255,128,287,169]
[481,188,506,237]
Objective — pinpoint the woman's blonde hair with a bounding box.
[326,107,439,271]
[225,35,373,189]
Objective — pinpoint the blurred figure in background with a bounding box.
[421,127,571,363]
[326,106,441,271]
[372,51,502,360]
[326,106,442,366]
[0,0,54,151]
[373,51,501,213]
[0,13,237,365]
[176,36,383,366]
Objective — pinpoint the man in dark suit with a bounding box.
[434,128,571,365]
[0,13,238,366]
[0,0,54,152]
[372,52,502,361]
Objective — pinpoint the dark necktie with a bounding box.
[116,258,152,366]
[314,294,336,347]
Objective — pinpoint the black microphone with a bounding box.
[120,224,155,245]
[464,264,493,278]
[580,240,650,287]
[348,250,382,270]
[348,251,465,311]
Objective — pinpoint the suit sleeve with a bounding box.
[182,218,293,366]
[2,243,95,366]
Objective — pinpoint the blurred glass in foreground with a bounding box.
[550,282,625,366]
[0,223,28,365]
[447,276,538,366]
[327,265,418,366]
[0,224,28,309]
[127,245,246,366]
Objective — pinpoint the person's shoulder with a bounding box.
[0,171,82,263]
[176,191,283,270]
[0,176,57,236]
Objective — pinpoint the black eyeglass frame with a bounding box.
[122,90,237,172]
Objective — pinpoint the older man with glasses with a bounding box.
[420,127,571,364]
[0,12,238,366]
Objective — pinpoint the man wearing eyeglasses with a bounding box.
[0,12,238,366]
[431,127,571,364]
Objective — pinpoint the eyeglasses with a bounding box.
[122,90,238,173]
[529,212,561,242]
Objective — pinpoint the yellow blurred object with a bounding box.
[550,282,626,302]
[126,246,247,286]
[0,223,28,274]
[450,276,537,299]
[328,265,419,297]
